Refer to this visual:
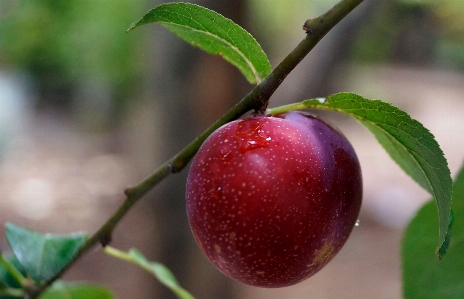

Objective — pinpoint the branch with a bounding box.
[28,0,364,297]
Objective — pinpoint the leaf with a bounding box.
[0,253,25,289]
[104,247,194,299]
[127,2,271,84]
[4,223,87,283]
[290,92,452,256]
[0,253,25,299]
[0,282,23,299]
[128,249,193,298]
[402,163,464,299]
[0,288,23,299]
[40,282,114,299]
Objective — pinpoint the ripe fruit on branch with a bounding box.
[186,111,362,287]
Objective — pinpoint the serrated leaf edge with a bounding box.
[127,2,270,84]
[158,22,262,84]
[298,93,452,254]
[5,223,87,282]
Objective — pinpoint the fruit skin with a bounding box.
[186,111,362,287]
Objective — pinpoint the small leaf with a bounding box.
[4,223,87,282]
[0,253,25,299]
[0,253,25,289]
[40,281,114,299]
[0,287,24,299]
[104,247,194,299]
[402,163,464,299]
[0,253,27,299]
[128,249,194,299]
[127,2,271,84]
[279,92,452,256]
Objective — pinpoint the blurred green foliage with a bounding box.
[0,0,146,109]
[250,0,464,69]
[1,0,463,110]
[350,0,464,68]
[248,0,339,57]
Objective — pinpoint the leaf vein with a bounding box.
[158,21,261,83]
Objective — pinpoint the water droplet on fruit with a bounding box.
[219,149,233,161]
[355,219,360,227]
[234,118,271,153]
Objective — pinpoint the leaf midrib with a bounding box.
[159,21,262,83]
[349,113,448,245]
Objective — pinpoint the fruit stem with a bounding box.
[28,0,365,297]
[267,102,311,116]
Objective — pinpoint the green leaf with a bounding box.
[4,223,87,283]
[402,163,464,299]
[127,2,271,84]
[0,287,24,299]
[270,92,453,256]
[0,253,26,288]
[0,253,25,299]
[40,282,114,299]
[104,247,194,299]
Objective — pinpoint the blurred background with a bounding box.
[1,0,464,298]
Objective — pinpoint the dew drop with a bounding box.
[234,118,271,153]
[219,149,233,162]
[355,219,360,227]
